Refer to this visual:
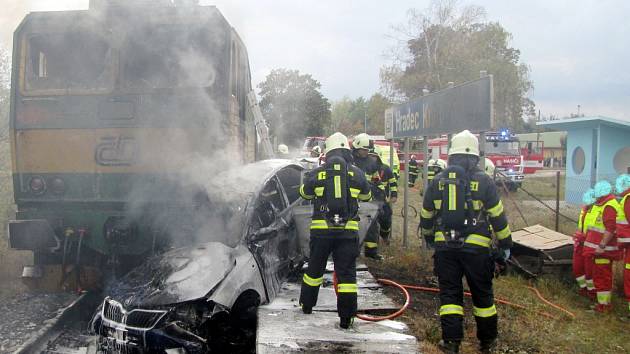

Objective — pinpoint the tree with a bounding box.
[258,69,331,146]
[381,0,534,131]
[330,94,392,137]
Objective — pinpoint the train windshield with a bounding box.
[122,25,224,89]
[25,31,113,92]
[486,141,520,155]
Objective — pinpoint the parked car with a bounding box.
[90,160,378,353]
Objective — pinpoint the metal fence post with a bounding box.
[555,170,561,231]
[403,137,410,248]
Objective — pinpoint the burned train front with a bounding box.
[8,2,257,289]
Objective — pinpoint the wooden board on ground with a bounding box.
[511,224,573,250]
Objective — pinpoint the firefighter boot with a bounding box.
[438,340,460,353]
[339,316,354,329]
[595,304,612,313]
[480,339,497,353]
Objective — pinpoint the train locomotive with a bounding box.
[8,0,258,289]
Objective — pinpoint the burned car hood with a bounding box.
[107,242,237,308]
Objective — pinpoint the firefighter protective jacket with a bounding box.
[420,168,512,250]
[370,165,398,202]
[617,189,630,245]
[299,164,372,239]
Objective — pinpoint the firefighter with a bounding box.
[351,133,375,176]
[574,189,596,297]
[615,174,630,314]
[278,144,289,155]
[582,180,622,313]
[409,155,419,187]
[299,132,372,329]
[362,146,398,259]
[428,159,447,183]
[483,158,495,178]
[310,145,322,158]
[420,130,512,353]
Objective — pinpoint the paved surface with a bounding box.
[257,261,419,353]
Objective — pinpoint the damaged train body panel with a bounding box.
[91,160,380,352]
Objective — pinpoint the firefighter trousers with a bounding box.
[572,242,587,292]
[300,237,358,319]
[378,203,392,240]
[593,257,613,307]
[624,247,630,310]
[409,172,418,186]
[434,249,497,343]
[584,254,596,298]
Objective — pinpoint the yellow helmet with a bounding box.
[352,133,372,150]
[484,158,495,176]
[448,130,479,156]
[278,144,289,154]
[325,132,351,152]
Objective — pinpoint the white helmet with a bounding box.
[278,144,289,155]
[411,155,416,160]
[483,158,495,176]
[449,130,479,156]
[352,133,372,150]
[325,132,351,153]
[436,159,447,170]
[428,159,436,166]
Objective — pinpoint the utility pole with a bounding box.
[364,110,367,133]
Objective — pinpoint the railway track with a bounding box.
[15,292,102,354]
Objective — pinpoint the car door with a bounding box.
[248,176,290,302]
[276,166,305,268]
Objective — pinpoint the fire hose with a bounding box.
[332,273,574,322]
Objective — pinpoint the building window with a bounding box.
[613,147,630,174]
[572,146,585,175]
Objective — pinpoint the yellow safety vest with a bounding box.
[584,198,621,253]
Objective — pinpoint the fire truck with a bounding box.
[423,130,542,190]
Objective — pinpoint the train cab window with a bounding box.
[25,32,112,92]
[122,26,223,89]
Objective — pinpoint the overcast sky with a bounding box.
[2,0,629,120]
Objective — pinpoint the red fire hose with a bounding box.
[332,272,573,322]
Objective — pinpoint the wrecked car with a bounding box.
[90,160,378,353]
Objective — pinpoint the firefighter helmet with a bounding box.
[582,189,596,205]
[278,144,289,155]
[436,159,447,170]
[428,159,436,166]
[616,174,630,194]
[593,180,612,198]
[352,133,372,150]
[325,132,351,153]
[448,130,479,156]
[484,158,495,176]
[411,155,416,160]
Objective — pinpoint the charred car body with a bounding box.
[91,160,378,352]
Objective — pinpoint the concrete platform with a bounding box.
[257,261,420,353]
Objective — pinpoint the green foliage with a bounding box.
[382,0,535,131]
[257,68,331,145]
[331,94,391,136]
